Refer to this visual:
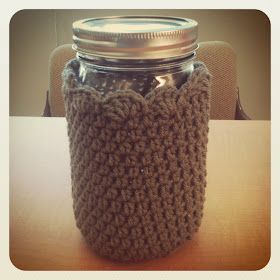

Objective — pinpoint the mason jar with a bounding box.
[64,15,212,262]
[72,16,198,96]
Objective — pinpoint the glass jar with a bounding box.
[72,16,198,96]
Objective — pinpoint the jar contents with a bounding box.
[78,56,195,96]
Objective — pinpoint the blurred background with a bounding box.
[10,9,270,119]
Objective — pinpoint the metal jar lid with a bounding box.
[72,16,198,60]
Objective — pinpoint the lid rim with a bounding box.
[73,15,198,31]
[72,15,198,60]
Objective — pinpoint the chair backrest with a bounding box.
[49,44,75,117]
[197,41,237,119]
[48,41,237,119]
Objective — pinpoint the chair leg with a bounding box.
[235,88,251,120]
[42,90,51,117]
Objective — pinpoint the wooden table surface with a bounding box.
[9,117,270,270]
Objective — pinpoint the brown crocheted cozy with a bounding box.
[62,59,211,262]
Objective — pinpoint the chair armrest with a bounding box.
[235,88,251,120]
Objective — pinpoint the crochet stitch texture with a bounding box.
[62,59,211,262]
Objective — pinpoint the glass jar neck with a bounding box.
[76,52,196,73]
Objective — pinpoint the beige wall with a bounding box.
[10,9,270,119]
